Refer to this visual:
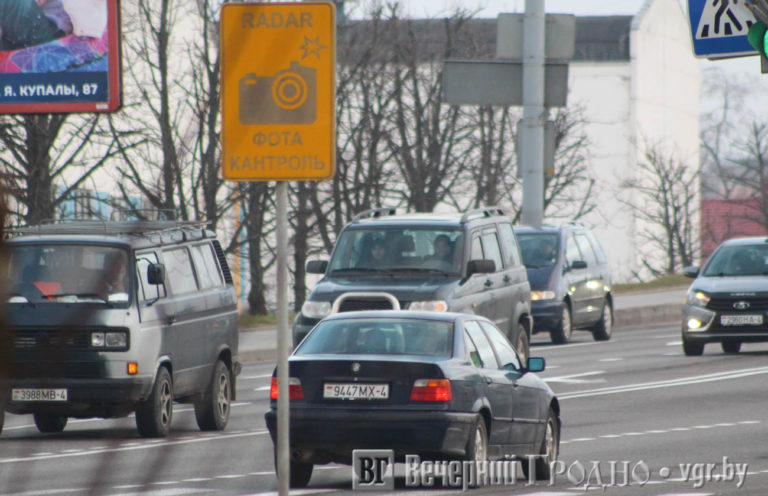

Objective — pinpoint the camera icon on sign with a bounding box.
[239,61,317,125]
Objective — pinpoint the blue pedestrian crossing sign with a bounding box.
[688,0,758,58]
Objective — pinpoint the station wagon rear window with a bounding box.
[297,318,454,357]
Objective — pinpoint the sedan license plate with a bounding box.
[721,315,763,326]
[12,388,68,402]
[323,383,388,400]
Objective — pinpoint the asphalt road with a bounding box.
[3,322,768,496]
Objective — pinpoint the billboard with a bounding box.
[0,0,121,114]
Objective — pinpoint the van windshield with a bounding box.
[328,228,464,275]
[6,244,131,304]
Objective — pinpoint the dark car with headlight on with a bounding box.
[682,237,768,356]
[266,311,560,488]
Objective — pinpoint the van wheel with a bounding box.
[195,360,231,431]
[550,304,572,344]
[514,324,530,363]
[136,367,173,438]
[591,299,613,341]
[34,413,67,433]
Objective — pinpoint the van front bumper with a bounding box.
[1,377,152,418]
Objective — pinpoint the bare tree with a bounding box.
[621,145,699,276]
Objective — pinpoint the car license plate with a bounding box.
[12,388,68,402]
[721,315,763,326]
[323,383,388,400]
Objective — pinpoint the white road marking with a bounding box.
[255,386,271,391]
[533,342,599,351]
[598,357,624,362]
[564,420,756,444]
[559,366,768,399]
[543,371,605,384]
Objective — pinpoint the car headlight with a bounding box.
[531,290,556,301]
[687,290,710,307]
[301,300,332,319]
[409,300,449,312]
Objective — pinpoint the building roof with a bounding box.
[338,16,633,64]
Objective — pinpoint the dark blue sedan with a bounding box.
[264,310,560,488]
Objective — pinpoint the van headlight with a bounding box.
[687,290,710,308]
[91,331,128,349]
[409,300,448,312]
[301,300,332,319]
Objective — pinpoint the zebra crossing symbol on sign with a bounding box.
[688,0,759,57]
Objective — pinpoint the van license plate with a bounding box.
[721,315,763,326]
[323,383,388,400]
[12,388,68,402]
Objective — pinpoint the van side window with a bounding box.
[190,243,224,289]
[481,231,504,271]
[164,247,199,294]
[564,233,583,267]
[574,233,598,266]
[497,223,522,267]
[586,231,607,264]
[136,251,166,302]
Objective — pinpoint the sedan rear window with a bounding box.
[296,318,453,357]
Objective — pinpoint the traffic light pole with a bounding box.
[520,0,546,227]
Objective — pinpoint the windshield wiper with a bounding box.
[48,293,106,301]
[330,268,391,274]
[388,267,452,275]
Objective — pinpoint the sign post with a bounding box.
[220,4,336,495]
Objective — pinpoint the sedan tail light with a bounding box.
[269,377,305,401]
[410,379,452,402]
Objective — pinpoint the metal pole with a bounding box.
[276,181,290,496]
[521,0,545,227]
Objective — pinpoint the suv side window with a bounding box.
[136,251,166,302]
[471,235,484,261]
[164,247,199,295]
[480,321,521,370]
[497,223,522,267]
[574,233,598,266]
[464,320,499,369]
[481,231,504,271]
[564,233,583,267]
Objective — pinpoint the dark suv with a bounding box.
[514,224,613,344]
[681,236,768,356]
[293,207,533,360]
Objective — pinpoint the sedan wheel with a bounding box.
[523,409,559,481]
[464,416,488,462]
[550,304,572,344]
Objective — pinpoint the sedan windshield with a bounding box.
[702,244,768,277]
[327,228,463,275]
[6,244,130,304]
[297,318,454,357]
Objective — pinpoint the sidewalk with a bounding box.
[237,286,690,363]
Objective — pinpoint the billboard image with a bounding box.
[0,0,121,114]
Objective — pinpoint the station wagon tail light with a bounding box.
[270,377,305,401]
[409,300,448,312]
[410,379,452,402]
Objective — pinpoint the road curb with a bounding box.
[614,304,681,328]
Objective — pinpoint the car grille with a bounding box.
[337,298,407,312]
[9,327,128,351]
[9,361,106,379]
[707,297,768,312]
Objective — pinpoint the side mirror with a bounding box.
[147,263,166,285]
[306,260,328,274]
[683,266,700,278]
[570,260,588,270]
[467,259,495,276]
[526,357,546,372]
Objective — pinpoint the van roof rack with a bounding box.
[351,207,397,223]
[460,206,509,224]
[5,219,211,238]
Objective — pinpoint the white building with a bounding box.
[566,0,700,281]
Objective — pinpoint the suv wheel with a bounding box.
[682,338,704,356]
[721,341,741,354]
[550,304,572,344]
[514,324,530,363]
[591,298,613,341]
